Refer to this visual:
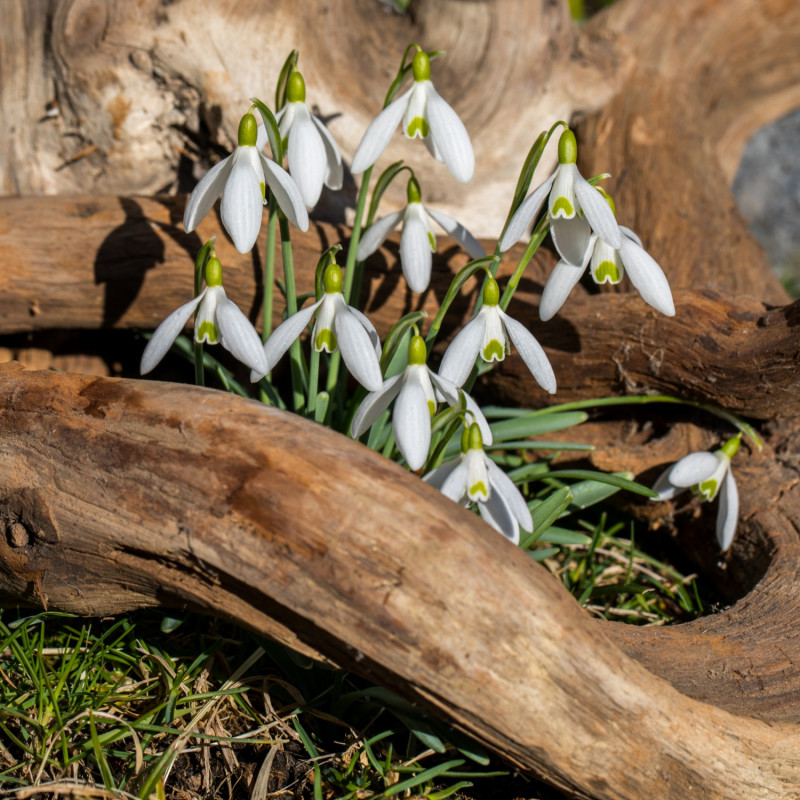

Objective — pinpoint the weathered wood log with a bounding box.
[2,363,800,800]
[1,194,799,419]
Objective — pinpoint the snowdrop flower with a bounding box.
[651,435,741,551]
[499,129,620,254]
[539,201,675,320]
[253,260,382,391]
[439,276,556,392]
[350,334,492,471]
[424,421,531,544]
[184,111,309,254]
[350,50,474,183]
[276,71,343,208]
[141,256,268,376]
[357,177,485,292]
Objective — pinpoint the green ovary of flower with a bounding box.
[238,113,258,147]
[483,276,500,306]
[197,321,219,343]
[408,334,427,365]
[461,421,484,452]
[412,50,431,82]
[407,177,422,204]
[286,71,306,103]
[594,261,620,283]
[558,129,577,164]
[204,257,223,287]
[406,117,430,138]
[322,262,343,294]
[315,328,337,352]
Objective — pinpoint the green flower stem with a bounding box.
[279,216,306,413]
[307,349,320,417]
[258,198,280,406]
[263,197,279,342]
[325,166,374,414]
[499,220,550,312]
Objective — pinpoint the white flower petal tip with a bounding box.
[424,85,474,183]
[618,234,675,316]
[499,175,556,253]
[351,88,412,175]
[140,295,204,374]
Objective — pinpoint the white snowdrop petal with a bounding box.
[422,458,463,494]
[439,460,470,504]
[393,379,432,470]
[426,207,485,259]
[549,164,577,219]
[311,115,344,190]
[487,458,532,531]
[220,152,264,254]
[256,300,321,381]
[334,307,384,392]
[540,259,587,322]
[499,173,556,252]
[619,236,675,316]
[400,212,434,292]
[437,317,485,388]
[716,469,738,551]
[141,293,205,374]
[350,374,403,438]
[620,225,643,249]
[260,154,309,231]
[287,106,328,208]
[357,210,405,261]
[183,156,233,233]
[501,311,557,394]
[574,174,622,249]
[550,216,593,267]
[346,306,382,360]
[478,491,520,544]
[425,84,474,183]
[651,467,682,501]
[669,452,721,487]
[216,296,269,375]
[351,88,412,175]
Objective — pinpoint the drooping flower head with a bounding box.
[350,334,492,471]
[539,193,675,320]
[439,276,557,392]
[357,176,485,292]
[350,50,474,183]
[423,421,532,544]
[252,259,383,391]
[183,111,309,254]
[499,128,620,254]
[277,70,343,208]
[140,254,268,377]
[651,434,741,551]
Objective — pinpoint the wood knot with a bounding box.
[7,522,30,548]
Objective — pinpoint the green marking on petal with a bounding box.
[594,260,620,283]
[260,181,266,203]
[197,321,219,344]
[698,479,718,501]
[427,399,436,416]
[482,339,505,362]
[427,231,435,250]
[551,197,574,217]
[406,117,430,138]
[469,481,488,497]
[315,328,337,352]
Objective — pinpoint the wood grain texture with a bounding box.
[2,363,800,800]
